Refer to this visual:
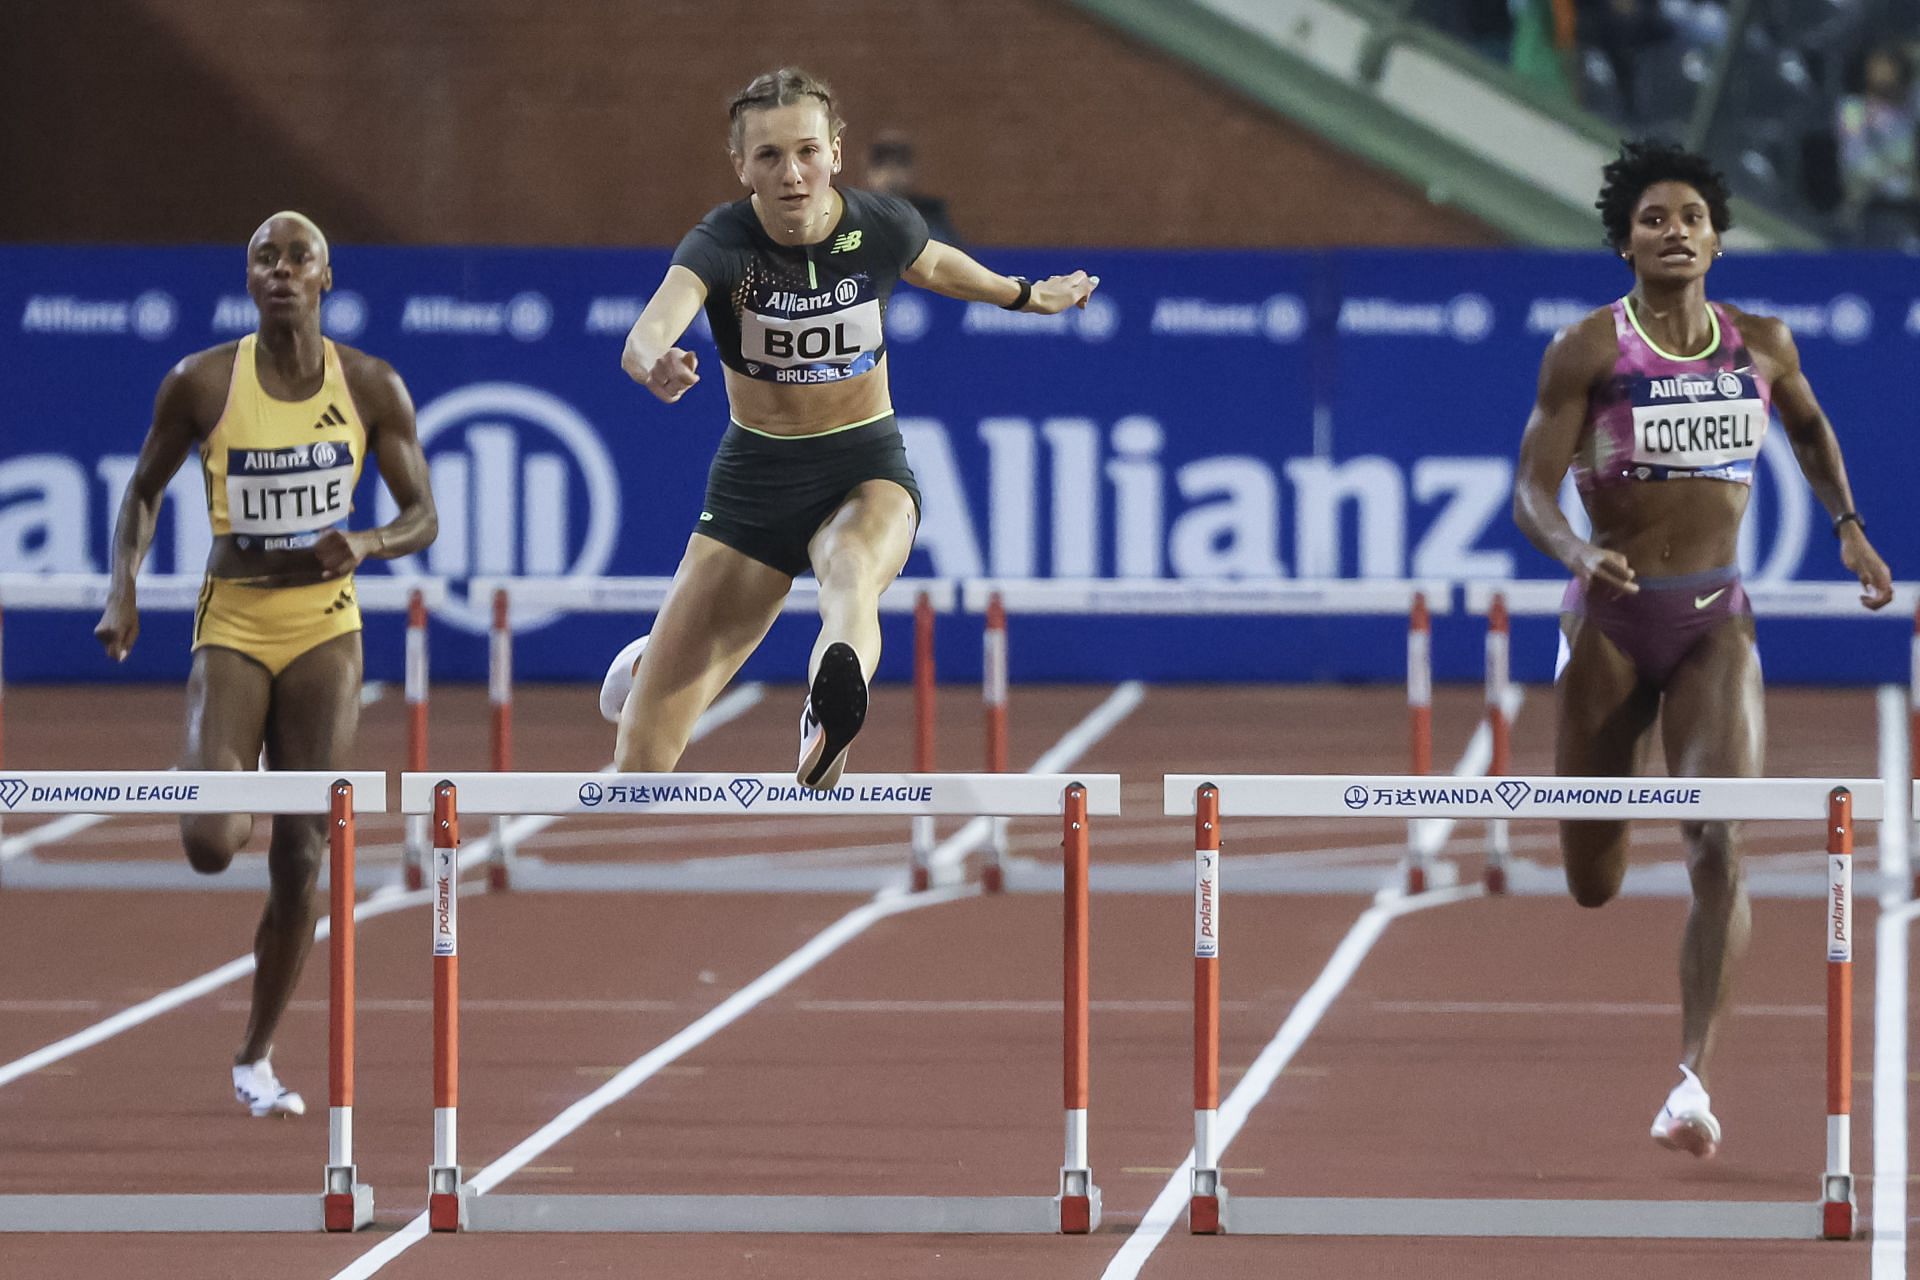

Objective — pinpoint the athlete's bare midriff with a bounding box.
[721,353,894,436]
[1581,478,1749,577]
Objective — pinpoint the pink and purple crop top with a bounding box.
[1572,297,1771,493]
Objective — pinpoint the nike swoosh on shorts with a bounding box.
[1693,589,1727,609]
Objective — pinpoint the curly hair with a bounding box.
[1595,139,1733,251]
[727,68,844,153]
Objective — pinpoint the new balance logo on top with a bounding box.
[830,230,863,254]
[312,403,347,431]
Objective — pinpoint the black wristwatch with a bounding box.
[1001,277,1032,312]
[1833,511,1866,536]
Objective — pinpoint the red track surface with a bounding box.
[0,680,1910,1279]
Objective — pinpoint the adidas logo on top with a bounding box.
[311,403,347,431]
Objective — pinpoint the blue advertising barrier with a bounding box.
[2,245,1914,684]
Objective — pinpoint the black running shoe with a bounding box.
[796,642,867,791]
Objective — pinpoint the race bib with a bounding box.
[739,277,884,385]
[225,440,355,540]
[1629,370,1767,471]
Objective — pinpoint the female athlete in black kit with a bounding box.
[1513,141,1892,1158]
[602,68,1097,788]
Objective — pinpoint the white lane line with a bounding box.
[1873,685,1909,1279]
[359,681,387,707]
[330,679,1137,1279]
[0,887,428,1089]
[1100,705,1504,1279]
[926,681,1147,877]
[1099,884,1481,1280]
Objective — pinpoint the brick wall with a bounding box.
[0,0,1499,247]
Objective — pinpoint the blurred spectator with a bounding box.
[1835,42,1920,248]
[1509,0,1579,101]
[1580,0,1675,123]
[866,132,961,246]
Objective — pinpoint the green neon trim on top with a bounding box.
[730,409,893,440]
[1623,294,1720,362]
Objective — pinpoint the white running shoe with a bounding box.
[598,634,650,724]
[233,1058,305,1118]
[1650,1064,1720,1158]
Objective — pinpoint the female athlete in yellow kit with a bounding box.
[94,213,437,1116]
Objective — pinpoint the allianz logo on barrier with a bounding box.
[1150,295,1304,343]
[962,293,1119,342]
[379,382,620,633]
[401,292,551,341]
[21,291,177,340]
[1337,294,1493,343]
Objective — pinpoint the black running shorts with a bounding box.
[695,415,922,577]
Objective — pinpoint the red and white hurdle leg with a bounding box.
[403,589,430,891]
[1484,592,1512,894]
[429,782,466,1231]
[1189,784,1226,1233]
[1823,787,1855,1239]
[1056,783,1099,1232]
[489,587,515,891]
[324,779,373,1229]
[910,591,936,892]
[982,592,1009,893]
[1404,592,1433,894]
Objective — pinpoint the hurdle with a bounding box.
[962,578,1451,891]
[1465,578,1920,896]
[469,576,958,891]
[1166,773,1878,1240]
[0,770,385,1232]
[0,573,442,890]
[400,768,1118,1233]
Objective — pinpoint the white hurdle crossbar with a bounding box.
[1165,774,1873,1241]
[401,770,1116,1234]
[467,576,958,890]
[0,573,442,889]
[0,771,385,1232]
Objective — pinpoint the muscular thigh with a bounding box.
[642,534,793,693]
[1658,620,1763,779]
[1557,616,1659,777]
[183,647,273,770]
[265,631,363,771]
[808,480,917,584]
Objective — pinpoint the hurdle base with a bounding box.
[455,1194,1079,1233]
[1821,1175,1856,1240]
[0,1193,366,1232]
[323,1182,375,1232]
[1057,1166,1102,1234]
[1196,1196,1824,1239]
[1190,1167,1227,1234]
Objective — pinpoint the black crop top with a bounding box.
[670,186,930,387]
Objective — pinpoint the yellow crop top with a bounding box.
[202,334,367,551]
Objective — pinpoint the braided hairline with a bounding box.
[728,68,846,152]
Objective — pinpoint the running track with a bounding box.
[0,681,1911,1279]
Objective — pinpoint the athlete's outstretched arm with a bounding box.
[620,266,708,404]
[1513,319,1638,593]
[903,241,1096,314]
[1755,317,1893,608]
[94,362,205,660]
[313,358,438,579]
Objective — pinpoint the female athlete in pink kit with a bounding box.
[1513,141,1893,1158]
